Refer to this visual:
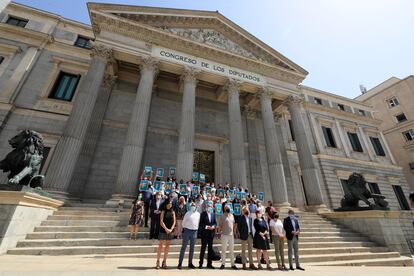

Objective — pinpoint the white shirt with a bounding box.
[182,211,200,230]
[270,219,285,237]
[244,215,252,234]
[290,216,298,232]
[156,199,161,210]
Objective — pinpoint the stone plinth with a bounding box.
[0,191,63,254]
[321,210,414,256]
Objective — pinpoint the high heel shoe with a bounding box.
[156,260,160,269]
[267,264,272,270]
[162,260,167,269]
[258,264,263,270]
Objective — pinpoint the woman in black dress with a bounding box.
[253,210,272,270]
[156,199,176,269]
[128,195,144,240]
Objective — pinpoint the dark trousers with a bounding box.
[150,213,160,239]
[144,202,150,227]
[199,232,214,266]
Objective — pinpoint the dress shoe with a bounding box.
[242,264,247,270]
[220,264,225,269]
[249,264,257,270]
[177,264,182,270]
[231,265,238,270]
[198,264,203,269]
[289,266,295,270]
[296,266,305,271]
[207,265,215,269]
[188,263,196,269]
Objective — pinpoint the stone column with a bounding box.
[68,73,117,199]
[176,67,199,182]
[226,79,248,188]
[109,57,159,202]
[285,95,325,207]
[258,87,289,207]
[44,44,113,200]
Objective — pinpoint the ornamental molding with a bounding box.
[90,42,113,61]
[283,95,304,108]
[102,74,118,88]
[224,78,242,95]
[139,56,159,75]
[256,86,273,100]
[89,11,306,85]
[180,66,201,84]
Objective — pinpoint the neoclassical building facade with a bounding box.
[0,3,411,210]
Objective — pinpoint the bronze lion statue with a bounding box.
[0,130,44,188]
[337,172,389,211]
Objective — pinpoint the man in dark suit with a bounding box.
[283,209,304,271]
[237,208,256,270]
[149,191,164,239]
[141,182,153,227]
[198,202,216,269]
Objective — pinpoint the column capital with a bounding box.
[90,42,113,61]
[283,95,304,108]
[102,74,117,88]
[243,105,259,119]
[139,57,159,75]
[273,112,283,122]
[180,66,200,85]
[257,86,273,100]
[225,78,242,95]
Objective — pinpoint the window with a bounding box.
[49,72,80,101]
[370,137,386,156]
[0,56,4,65]
[395,113,407,123]
[322,126,336,148]
[347,132,363,152]
[337,103,345,111]
[403,129,414,142]
[387,97,399,108]
[314,97,322,105]
[288,119,295,141]
[6,16,28,28]
[368,182,381,194]
[74,36,91,49]
[358,109,366,116]
[392,185,410,210]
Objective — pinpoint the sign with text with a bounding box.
[152,46,265,85]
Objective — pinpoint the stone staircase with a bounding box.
[6,204,414,266]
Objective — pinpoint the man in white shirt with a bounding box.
[178,202,200,269]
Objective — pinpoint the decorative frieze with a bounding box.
[102,74,118,88]
[139,56,159,75]
[90,43,113,61]
[180,66,200,85]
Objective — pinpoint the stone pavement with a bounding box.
[0,255,414,276]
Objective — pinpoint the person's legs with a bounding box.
[293,237,300,268]
[221,235,229,267]
[255,249,261,266]
[150,215,156,239]
[279,237,286,268]
[144,202,150,227]
[178,229,189,266]
[247,235,254,266]
[241,240,247,266]
[199,237,207,266]
[188,230,197,265]
[207,234,214,266]
[154,215,160,239]
[163,240,171,264]
[263,250,270,266]
[287,239,293,268]
[273,236,281,268]
[156,240,163,268]
[229,234,235,267]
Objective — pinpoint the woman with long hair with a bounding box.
[128,195,144,240]
[253,210,271,270]
[174,196,187,239]
[156,199,176,269]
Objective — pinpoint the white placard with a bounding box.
[152,46,265,85]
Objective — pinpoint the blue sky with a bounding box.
[13,0,414,98]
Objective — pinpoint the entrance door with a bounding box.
[193,149,215,183]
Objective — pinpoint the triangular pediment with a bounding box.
[88,3,308,81]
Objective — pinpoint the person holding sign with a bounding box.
[218,205,238,270]
[198,202,216,269]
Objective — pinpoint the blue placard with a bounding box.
[139,180,148,191]
[236,191,243,200]
[206,200,213,207]
[169,167,176,177]
[228,189,235,200]
[192,185,200,195]
[144,166,152,177]
[241,192,247,199]
[199,173,205,183]
[165,182,173,193]
[153,181,161,191]
[215,203,223,215]
[206,186,212,195]
[156,168,164,178]
[225,203,234,214]
[233,203,241,216]
[258,192,265,201]
[217,189,225,198]
[179,184,187,195]
[192,172,199,182]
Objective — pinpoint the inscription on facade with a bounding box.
[152,46,265,85]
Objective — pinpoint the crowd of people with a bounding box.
[129,172,306,271]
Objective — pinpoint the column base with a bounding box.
[305,204,331,214]
[44,190,70,202]
[274,202,291,208]
[106,193,135,207]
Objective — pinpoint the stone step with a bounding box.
[25,232,369,242]
[7,245,390,256]
[47,215,127,221]
[57,207,129,212]
[16,238,378,249]
[306,256,414,267]
[41,220,125,227]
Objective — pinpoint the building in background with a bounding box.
[0,2,411,212]
[356,76,414,191]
